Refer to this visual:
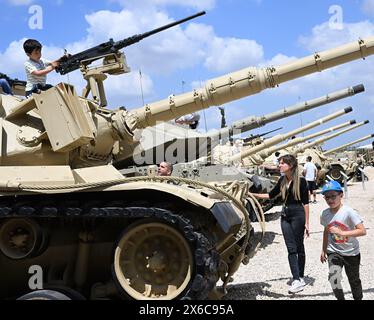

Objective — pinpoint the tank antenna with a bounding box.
[139,69,145,106]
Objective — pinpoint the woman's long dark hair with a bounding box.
[279,154,301,201]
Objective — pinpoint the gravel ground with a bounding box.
[224,167,374,300]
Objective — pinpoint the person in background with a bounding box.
[252,154,310,294]
[0,78,13,95]
[303,156,318,204]
[320,180,366,300]
[157,161,173,176]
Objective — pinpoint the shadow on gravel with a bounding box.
[252,231,278,250]
[223,280,374,300]
[264,210,281,222]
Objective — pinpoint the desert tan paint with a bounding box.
[292,121,370,154]
[131,38,374,130]
[324,134,374,155]
[230,108,352,162]
[256,120,356,160]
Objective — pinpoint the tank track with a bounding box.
[0,196,220,300]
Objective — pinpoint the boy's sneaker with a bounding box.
[289,279,305,294]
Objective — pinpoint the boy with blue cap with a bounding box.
[320,180,366,300]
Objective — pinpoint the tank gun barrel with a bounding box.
[128,37,374,132]
[56,11,206,75]
[324,133,374,155]
[213,84,364,140]
[229,107,352,162]
[257,120,356,160]
[294,120,370,153]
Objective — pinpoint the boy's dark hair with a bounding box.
[23,39,42,55]
[307,156,312,162]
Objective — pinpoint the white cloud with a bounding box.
[298,21,374,51]
[361,0,374,17]
[7,0,33,5]
[111,0,216,11]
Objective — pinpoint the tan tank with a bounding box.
[211,84,364,141]
[255,119,357,165]
[1,21,374,300]
[229,107,353,163]
[294,121,370,184]
[323,134,374,182]
[211,85,364,165]
[324,134,374,155]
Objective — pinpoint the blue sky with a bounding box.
[1,0,374,149]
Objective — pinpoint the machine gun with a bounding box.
[243,127,283,144]
[56,11,206,75]
[0,72,26,88]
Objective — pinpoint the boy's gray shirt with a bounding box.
[24,58,51,91]
[320,205,363,256]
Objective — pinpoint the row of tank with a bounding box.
[119,83,373,218]
[1,21,374,300]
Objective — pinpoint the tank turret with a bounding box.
[324,134,374,155]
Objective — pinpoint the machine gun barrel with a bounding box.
[243,127,283,143]
[56,11,206,75]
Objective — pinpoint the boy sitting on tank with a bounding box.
[23,39,60,98]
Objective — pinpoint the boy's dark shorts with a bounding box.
[307,180,317,191]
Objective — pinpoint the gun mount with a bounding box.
[56,11,206,76]
[57,11,205,107]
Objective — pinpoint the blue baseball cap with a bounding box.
[321,180,343,195]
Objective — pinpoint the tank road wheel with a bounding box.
[0,219,47,260]
[329,165,345,184]
[113,220,194,300]
[113,209,219,300]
